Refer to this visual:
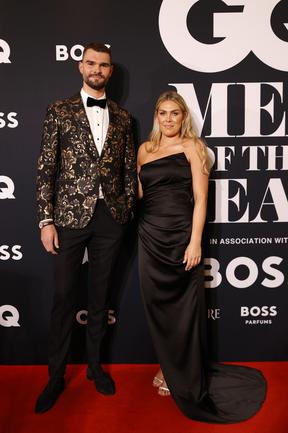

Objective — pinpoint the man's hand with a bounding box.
[41,224,59,255]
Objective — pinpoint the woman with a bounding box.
[137,91,266,423]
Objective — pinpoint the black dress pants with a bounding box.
[48,200,126,378]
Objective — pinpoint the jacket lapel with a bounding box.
[100,99,117,158]
[69,93,99,159]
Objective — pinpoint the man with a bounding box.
[35,42,137,413]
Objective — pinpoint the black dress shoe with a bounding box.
[35,377,65,414]
[87,365,115,395]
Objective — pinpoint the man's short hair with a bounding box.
[82,43,112,62]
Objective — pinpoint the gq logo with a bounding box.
[0,176,15,199]
[0,39,11,63]
[159,0,288,72]
[0,305,20,327]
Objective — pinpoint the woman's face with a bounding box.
[156,100,185,138]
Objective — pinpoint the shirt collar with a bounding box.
[80,88,107,106]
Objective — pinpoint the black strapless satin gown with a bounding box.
[138,152,266,423]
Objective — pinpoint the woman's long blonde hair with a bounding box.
[147,91,209,174]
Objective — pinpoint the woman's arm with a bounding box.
[183,140,209,271]
[137,142,149,199]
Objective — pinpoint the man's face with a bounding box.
[79,49,113,91]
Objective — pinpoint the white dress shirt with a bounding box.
[81,88,109,198]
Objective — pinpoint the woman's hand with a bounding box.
[183,241,201,271]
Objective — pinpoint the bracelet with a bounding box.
[39,221,54,229]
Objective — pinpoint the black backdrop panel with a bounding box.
[1,0,288,363]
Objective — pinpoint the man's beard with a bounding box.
[84,74,108,91]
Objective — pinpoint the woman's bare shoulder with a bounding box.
[137,141,151,164]
[182,138,202,159]
[183,137,204,150]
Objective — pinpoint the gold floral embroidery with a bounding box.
[36,94,137,228]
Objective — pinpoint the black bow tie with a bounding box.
[86,97,107,109]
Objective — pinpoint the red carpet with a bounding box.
[0,362,286,433]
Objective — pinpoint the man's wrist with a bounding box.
[39,220,54,229]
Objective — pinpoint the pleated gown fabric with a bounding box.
[138,152,266,423]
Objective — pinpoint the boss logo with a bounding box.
[204,256,284,289]
[0,39,11,64]
[0,245,23,261]
[56,44,84,61]
[0,176,15,199]
[56,44,111,61]
[241,306,277,317]
[159,0,288,72]
[0,305,20,327]
[0,112,18,128]
[76,309,116,325]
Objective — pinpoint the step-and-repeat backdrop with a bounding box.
[1,0,288,364]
